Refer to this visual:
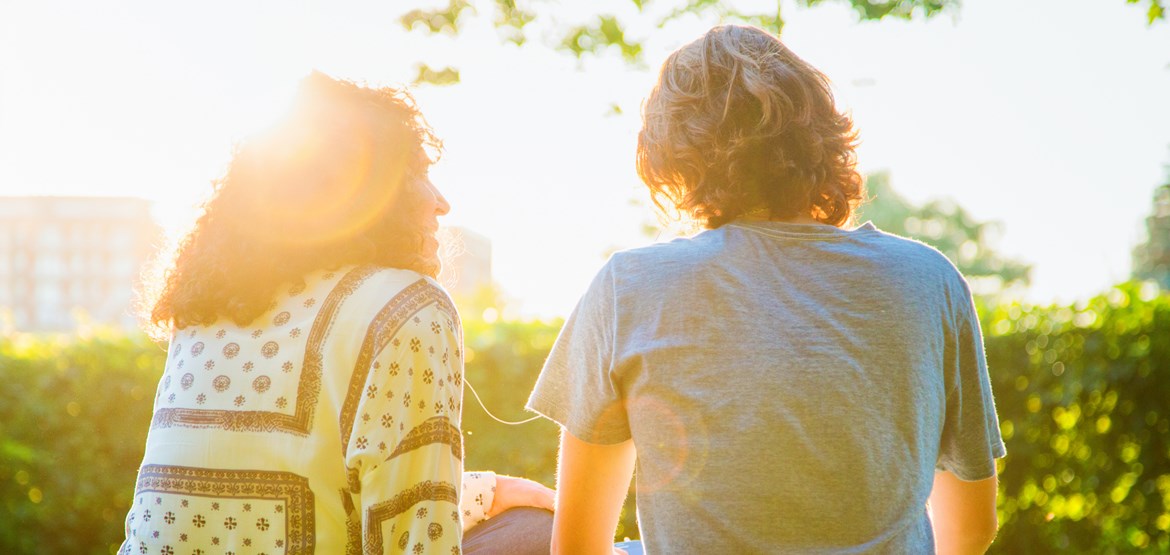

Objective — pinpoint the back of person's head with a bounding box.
[145,71,442,332]
[637,25,863,229]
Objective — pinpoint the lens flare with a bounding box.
[619,394,710,494]
[244,124,416,250]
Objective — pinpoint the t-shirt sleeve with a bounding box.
[345,302,464,554]
[526,259,631,444]
[936,281,1007,481]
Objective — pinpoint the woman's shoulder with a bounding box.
[304,265,441,296]
[319,265,454,312]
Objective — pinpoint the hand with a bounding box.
[487,475,555,517]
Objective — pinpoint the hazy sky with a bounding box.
[2,0,1168,318]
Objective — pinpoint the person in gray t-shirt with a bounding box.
[526,25,1005,555]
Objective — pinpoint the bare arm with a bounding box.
[489,474,556,515]
[928,471,999,555]
[550,428,637,555]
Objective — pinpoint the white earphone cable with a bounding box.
[464,377,542,426]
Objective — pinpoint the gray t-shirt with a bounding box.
[526,220,1006,554]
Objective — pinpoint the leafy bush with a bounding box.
[460,317,562,483]
[2,283,1169,552]
[0,331,164,554]
[985,282,1170,553]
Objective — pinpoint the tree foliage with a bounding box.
[0,331,164,554]
[401,0,1167,85]
[1132,180,1170,290]
[856,171,1031,294]
[983,282,1170,553]
[401,0,959,85]
[1129,0,1168,24]
[461,316,561,483]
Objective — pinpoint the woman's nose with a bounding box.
[431,183,451,216]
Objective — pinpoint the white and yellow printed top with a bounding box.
[120,266,495,555]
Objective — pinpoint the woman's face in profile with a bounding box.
[412,173,451,265]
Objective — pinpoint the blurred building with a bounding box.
[438,226,492,300]
[0,196,160,331]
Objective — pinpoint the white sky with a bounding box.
[1,0,1168,318]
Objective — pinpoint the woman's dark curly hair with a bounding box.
[145,71,442,332]
[637,25,863,229]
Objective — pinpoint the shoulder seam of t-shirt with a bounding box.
[726,222,878,242]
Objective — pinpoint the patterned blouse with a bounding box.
[119,266,493,555]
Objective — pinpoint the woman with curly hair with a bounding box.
[528,25,1005,554]
[122,71,553,555]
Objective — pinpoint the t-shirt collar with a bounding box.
[728,218,877,239]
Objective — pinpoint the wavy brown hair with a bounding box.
[637,25,863,229]
[145,71,442,332]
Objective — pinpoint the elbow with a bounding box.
[549,535,580,555]
[548,528,572,555]
[978,514,1000,549]
[550,532,609,555]
[960,516,1000,554]
[935,515,999,555]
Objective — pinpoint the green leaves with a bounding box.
[400,0,475,35]
[412,64,462,87]
[0,332,165,554]
[492,0,536,46]
[658,0,784,34]
[561,16,644,63]
[399,0,1162,86]
[840,0,956,21]
[1128,0,1168,24]
[397,0,959,82]
[984,283,1170,552]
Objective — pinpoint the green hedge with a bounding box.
[984,282,1170,553]
[0,331,164,554]
[1,283,1168,553]
[460,317,562,485]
